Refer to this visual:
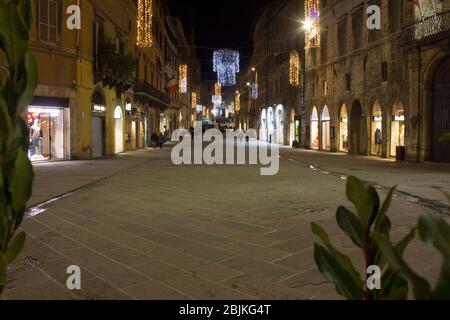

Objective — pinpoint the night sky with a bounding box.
[168,0,275,81]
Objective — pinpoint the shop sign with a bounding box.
[393,115,405,121]
[372,116,382,122]
[93,104,106,112]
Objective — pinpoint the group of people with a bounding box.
[150,131,165,150]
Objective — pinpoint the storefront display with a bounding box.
[311,107,319,150]
[391,114,405,157]
[27,105,68,161]
[371,103,383,156]
[339,105,348,152]
[321,106,331,151]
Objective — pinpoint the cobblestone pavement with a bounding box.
[2,143,449,300]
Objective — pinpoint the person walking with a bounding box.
[150,132,158,149]
[158,131,164,150]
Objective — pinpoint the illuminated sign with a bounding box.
[93,104,106,112]
[373,116,382,122]
[393,115,405,121]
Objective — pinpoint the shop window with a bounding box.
[36,0,60,44]
[390,101,405,157]
[339,106,349,152]
[371,101,383,156]
[321,106,331,151]
[311,107,320,150]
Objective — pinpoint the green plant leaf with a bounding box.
[373,232,431,299]
[336,206,365,248]
[346,176,379,229]
[4,231,26,265]
[431,262,450,299]
[311,222,362,285]
[379,271,408,300]
[8,148,34,212]
[20,0,33,30]
[374,186,396,232]
[0,2,29,67]
[314,243,365,300]
[0,256,7,288]
[418,215,450,260]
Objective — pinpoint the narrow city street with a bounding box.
[2,144,449,300]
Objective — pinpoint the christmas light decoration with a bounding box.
[179,64,187,93]
[212,95,222,105]
[289,51,300,86]
[215,83,222,96]
[235,93,240,113]
[137,0,153,47]
[305,0,320,49]
[191,92,197,109]
[213,50,240,86]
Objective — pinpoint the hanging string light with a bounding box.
[213,50,240,86]
[289,51,300,86]
[305,0,320,49]
[179,64,187,93]
[191,92,197,109]
[137,0,153,47]
[215,83,222,97]
[235,92,240,113]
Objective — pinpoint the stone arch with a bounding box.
[310,106,319,150]
[430,57,450,163]
[370,99,383,156]
[321,105,331,150]
[349,99,367,155]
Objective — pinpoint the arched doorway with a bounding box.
[339,104,349,152]
[91,89,106,158]
[260,109,267,141]
[321,105,331,151]
[114,106,124,154]
[431,58,450,163]
[268,107,274,143]
[289,110,296,146]
[390,99,405,157]
[275,105,284,144]
[311,107,319,150]
[350,100,366,154]
[370,100,382,156]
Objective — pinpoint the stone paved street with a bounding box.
[2,143,449,300]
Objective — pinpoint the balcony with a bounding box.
[134,80,171,110]
[402,10,450,45]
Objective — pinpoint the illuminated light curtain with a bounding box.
[289,51,300,86]
[251,72,258,99]
[305,0,320,49]
[212,95,222,105]
[213,50,240,86]
[235,93,240,112]
[137,0,153,47]
[191,92,197,109]
[179,65,187,93]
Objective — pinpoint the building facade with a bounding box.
[304,0,450,163]
[28,0,199,161]
[236,0,305,146]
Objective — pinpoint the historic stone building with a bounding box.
[28,0,199,161]
[304,0,450,163]
[236,0,305,146]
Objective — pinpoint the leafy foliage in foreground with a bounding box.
[0,0,37,293]
[312,176,450,300]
